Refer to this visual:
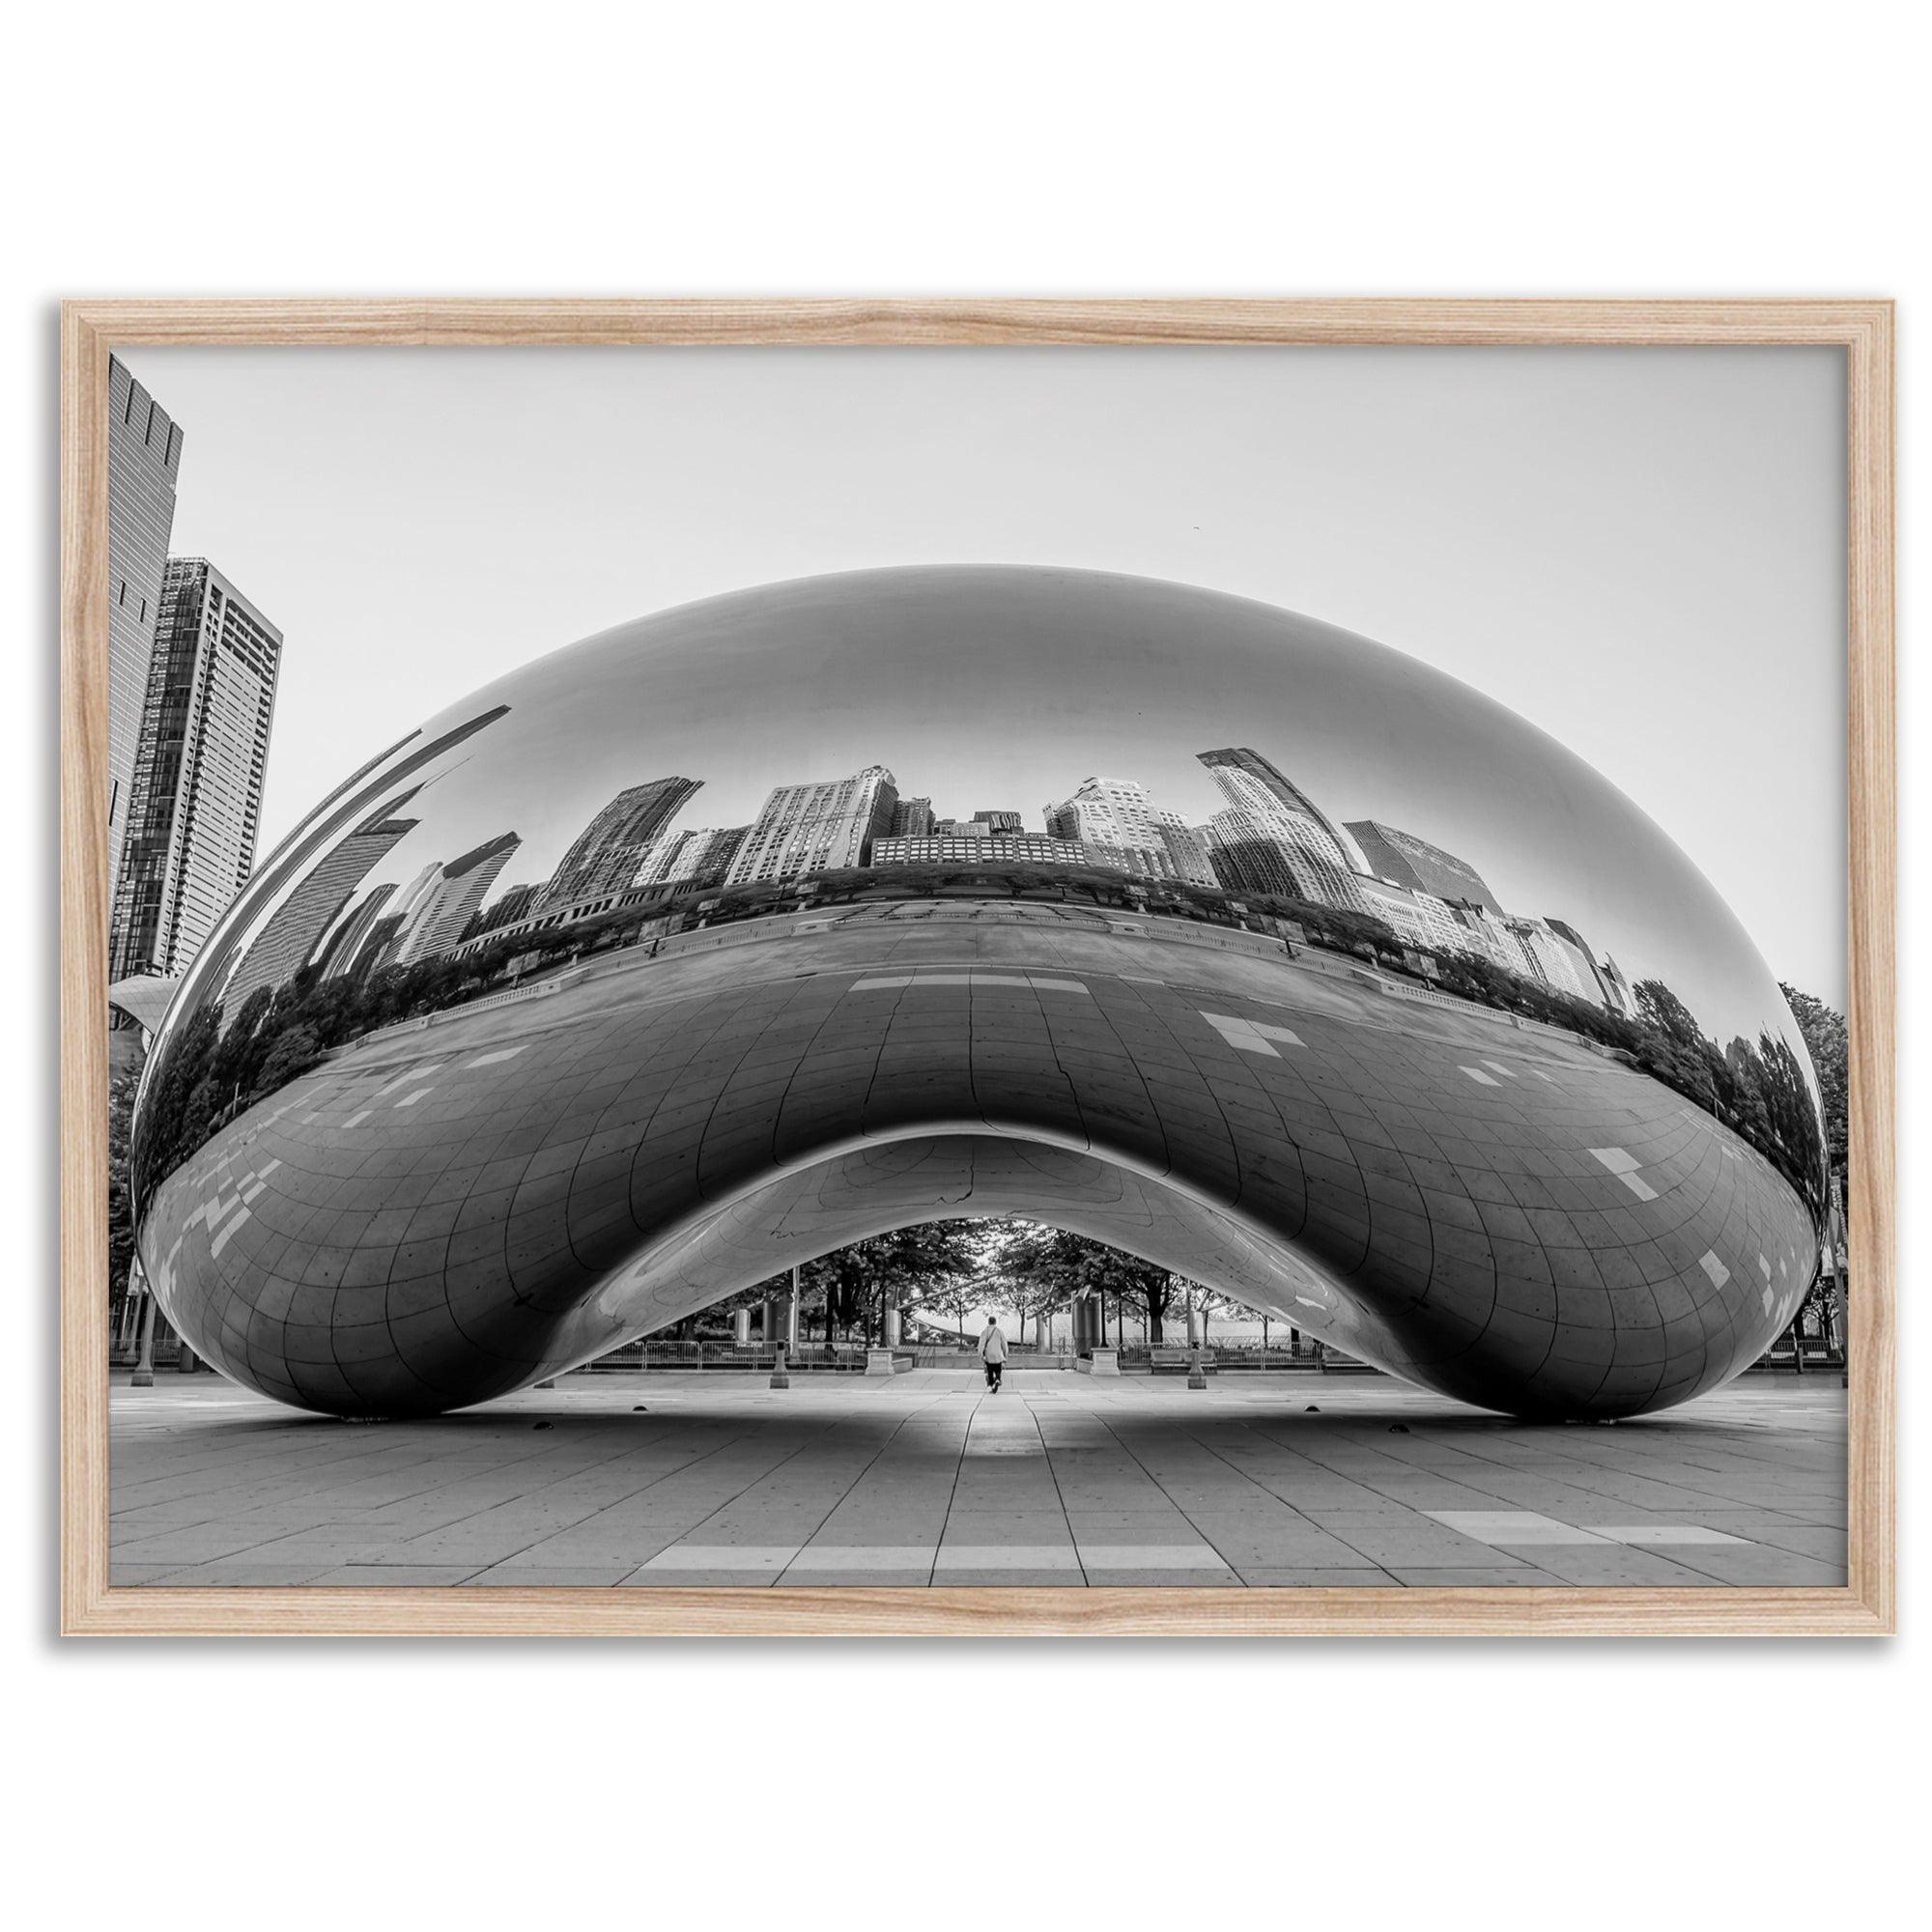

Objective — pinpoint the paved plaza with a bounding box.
[110,1369,1848,1588]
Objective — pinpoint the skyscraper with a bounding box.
[1502,915,1591,999]
[393,832,524,965]
[1043,777,1213,883]
[458,880,543,942]
[888,797,935,838]
[314,881,398,979]
[220,793,419,1013]
[106,357,185,906]
[1600,952,1637,1020]
[109,559,281,980]
[1197,748,1374,914]
[1345,819,1503,915]
[1545,917,1633,1016]
[1154,811,1217,888]
[536,777,700,912]
[725,766,899,885]
[637,824,748,887]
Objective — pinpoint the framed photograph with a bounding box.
[60,298,1894,1636]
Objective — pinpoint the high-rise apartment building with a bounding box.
[725,766,899,885]
[393,832,523,965]
[1345,819,1503,915]
[456,881,543,945]
[106,357,185,905]
[1544,918,1634,1016]
[536,777,700,912]
[220,793,419,1013]
[1153,811,1217,888]
[1206,808,1314,900]
[315,881,398,979]
[1601,953,1637,1019]
[1441,900,1526,975]
[1502,915,1592,1000]
[1197,748,1374,914]
[109,559,281,980]
[637,824,748,887]
[1043,777,1214,884]
[888,797,935,838]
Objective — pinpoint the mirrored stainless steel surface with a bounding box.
[132,567,1827,1417]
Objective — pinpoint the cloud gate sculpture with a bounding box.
[129,567,1827,1420]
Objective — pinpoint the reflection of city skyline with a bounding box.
[278,728,1639,1022]
[168,564,1804,1060]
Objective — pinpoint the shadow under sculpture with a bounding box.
[129,566,1827,1420]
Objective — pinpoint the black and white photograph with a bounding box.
[100,340,1855,1597]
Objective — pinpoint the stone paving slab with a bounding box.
[109,1369,1847,1589]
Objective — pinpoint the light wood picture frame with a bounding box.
[59,298,1896,1637]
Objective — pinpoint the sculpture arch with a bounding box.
[132,569,1825,1419]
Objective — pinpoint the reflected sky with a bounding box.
[231,565,1800,1054]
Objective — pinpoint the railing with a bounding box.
[358,968,587,1046]
[1352,965,1601,1051]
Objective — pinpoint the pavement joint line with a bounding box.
[112,1376,1843,1588]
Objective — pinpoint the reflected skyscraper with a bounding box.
[106,357,185,911]
[1346,818,1503,915]
[1044,776,1215,885]
[1198,748,1375,914]
[725,765,898,884]
[1545,917,1632,1014]
[637,825,748,887]
[221,793,419,1013]
[315,882,398,980]
[109,559,281,980]
[1504,915,1592,1000]
[536,777,700,912]
[394,832,523,965]
[461,881,543,942]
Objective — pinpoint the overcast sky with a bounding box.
[123,344,1848,1007]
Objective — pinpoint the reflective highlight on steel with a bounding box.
[131,567,1827,1418]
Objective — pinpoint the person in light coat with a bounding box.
[979,1315,1008,1392]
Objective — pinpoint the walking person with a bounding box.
[979,1314,1008,1393]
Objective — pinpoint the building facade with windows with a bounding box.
[1501,914,1593,1000]
[663,825,748,885]
[1345,818,1503,914]
[1197,748,1374,914]
[1357,876,1473,955]
[1043,776,1214,884]
[724,765,899,885]
[393,832,524,966]
[220,794,418,1012]
[869,833,1098,867]
[106,357,185,908]
[536,777,700,912]
[109,559,281,980]
[1545,917,1634,1017]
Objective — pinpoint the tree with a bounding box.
[106,1068,139,1308]
[758,1223,984,1349]
[984,1221,1181,1342]
[1781,982,1848,1180]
